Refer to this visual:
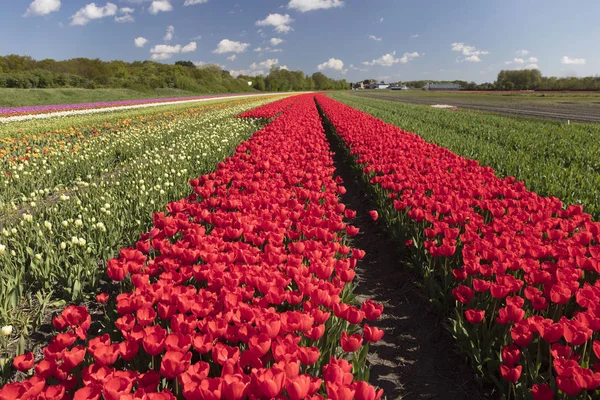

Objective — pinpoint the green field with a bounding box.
[0,87,252,107]
[330,91,600,219]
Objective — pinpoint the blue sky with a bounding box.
[2,0,599,83]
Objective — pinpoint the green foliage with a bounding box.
[496,69,543,90]
[237,69,347,92]
[0,55,348,95]
[331,92,600,220]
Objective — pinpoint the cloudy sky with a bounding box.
[3,0,598,83]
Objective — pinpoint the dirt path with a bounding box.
[325,127,496,400]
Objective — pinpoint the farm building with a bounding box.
[390,85,409,90]
[423,83,461,91]
[376,83,390,89]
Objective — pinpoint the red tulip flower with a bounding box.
[340,332,363,352]
[13,352,35,372]
[368,210,378,221]
[160,351,192,379]
[363,324,384,343]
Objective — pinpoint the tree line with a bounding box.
[357,70,600,91]
[0,55,348,93]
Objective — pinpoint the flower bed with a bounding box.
[0,98,272,354]
[0,94,384,399]
[236,96,298,119]
[316,93,600,399]
[0,94,273,118]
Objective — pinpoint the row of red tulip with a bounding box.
[0,94,384,400]
[235,96,298,119]
[315,94,600,399]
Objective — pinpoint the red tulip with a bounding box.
[501,345,521,365]
[160,351,192,379]
[221,374,249,400]
[353,381,384,400]
[500,364,522,383]
[363,324,384,343]
[96,293,109,304]
[143,325,167,356]
[286,375,311,400]
[464,309,485,324]
[340,332,363,352]
[368,210,379,221]
[362,300,383,320]
[13,352,35,371]
[531,384,554,400]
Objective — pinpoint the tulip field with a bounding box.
[1,91,600,399]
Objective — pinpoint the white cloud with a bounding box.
[115,13,134,22]
[184,0,208,5]
[24,0,61,17]
[451,42,489,62]
[287,0,344,12]
[150,41,196,60]
[115,6,134,22]
[227,55,237,61]
[164,25,175,41]
[410,34,420,38]
[465,55,481,63]
[148,0,172,14]
[254,47,283,53]
[181,41,197,52]
[191,35,202,41]
[368,35,382,42]
[524,64,539,70]
[516,49,529,56]
[213,39,250,54]
[256,13,294,34]
[134,37,148,47]
[505,57,538,65]
[70,2,118,26]
[230,58,280,77]
[252,59,279,70]
[269,38,284,46]
[362,51,420,67]
[280,65,289,70]
[317,58,347,73]
[561,56,586,65]
[379,17,384,23]
[151,44,181,56]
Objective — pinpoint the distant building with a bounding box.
[423,83,461,91]
[390,85,409,90]
[376,83,390,89]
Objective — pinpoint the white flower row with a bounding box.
[0,92,283,123]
